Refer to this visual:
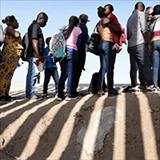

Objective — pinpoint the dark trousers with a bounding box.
[43,67,59,94]
[74,51,86,92]
[128,43,146,87]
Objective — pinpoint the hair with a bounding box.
[104,4,114,12]
[153,5,160,15]
[36,12,48,20]
[135,2,145,11]
[97,6,106,18]
[63,16,79,40]
[46,37,51,46]
[2,15,16,25]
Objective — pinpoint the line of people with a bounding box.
[0,2,160,102]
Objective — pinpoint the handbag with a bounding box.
[88,24,101,56]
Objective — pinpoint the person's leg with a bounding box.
[107,48,117,90]
[128,47,138,87]
[97,41,110,94]
[152,49,160,87]
[51,68,59,92]
[43,68,51,95]
[57,58,67,98]
[26,57,36,98]
[135,44,146,87]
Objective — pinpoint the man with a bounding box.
[73,14,89,95]
[127,2,147,91]
[26,12,48,99]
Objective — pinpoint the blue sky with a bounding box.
[0,0,159,88]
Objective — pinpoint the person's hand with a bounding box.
[39,56,44,63]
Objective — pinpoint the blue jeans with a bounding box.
[98,41,114,91]
[128,43,146,87]
[58,48,78,97]
[43,67,59,94]
[26,57,36,98]
[152,40,160,87]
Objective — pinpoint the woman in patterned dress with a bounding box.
[0,15,23,101]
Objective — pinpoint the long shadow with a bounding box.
[60,95,99,160]
[0,99,47,134]
[93,95,118,160]
[0,99,28,113]
[2,99,60,158]
[28,97,84,160]
[144,92,160,159]
[125,93,145,160]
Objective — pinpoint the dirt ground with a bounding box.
[0,85,160,160]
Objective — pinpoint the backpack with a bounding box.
[21,33,29,61]
[49,31,66,58]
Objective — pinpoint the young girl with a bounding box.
[57,16,82,100]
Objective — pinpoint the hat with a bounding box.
[79,14,90,22]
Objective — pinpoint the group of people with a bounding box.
[0,2,159,101]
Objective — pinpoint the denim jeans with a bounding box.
[152,40,160,87]
[128,43,146,87]
[58,48,78,97]
[26,57,36,98]
[98,41,114,91]
[144,48,152,85]
[43,67,59,94]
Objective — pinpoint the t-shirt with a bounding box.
[27,20,45,57]
[44,46,57,69]
[66,26,82,51]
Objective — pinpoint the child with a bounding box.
[42,37,59,97]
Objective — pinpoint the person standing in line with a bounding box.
[0,16,23,101]
[73,14,89,95]
[42,37,59,98]
[148,5,160,91]
[126,2,147,91]
[25,12,48,99]
[97,4,121,96]
[57,16,82,101]
[144,6,154,88]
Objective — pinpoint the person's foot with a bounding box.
[55,94,65,101]
[42,93,47,98]
[97,91,105,96]
[108,88,118,96]
[0,95,13,101]
[26,95,39,100]
[65,95,78,101]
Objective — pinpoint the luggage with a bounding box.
[88,72,107,94]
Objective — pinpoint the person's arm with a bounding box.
[6,26,20,38]
[30,24,40,58]
[77,33,82,50]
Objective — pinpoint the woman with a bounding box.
[149,5,160,91]
[97,4,120,96]
[0,15,23,101]
[57,16,82,100]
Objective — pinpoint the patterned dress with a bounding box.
[0,34,22,96]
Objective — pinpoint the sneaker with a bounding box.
[97,91,105,96]
[65,95,77,101]
[42,93,47,98]
[108,88,118,96]
[147,85,160,92]
[55,94,65,101]
[27,95,38,100]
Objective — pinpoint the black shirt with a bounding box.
[27,20,44,57]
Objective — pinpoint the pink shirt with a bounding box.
[66,26,82,51]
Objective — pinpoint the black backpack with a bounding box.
[21,33,29,61]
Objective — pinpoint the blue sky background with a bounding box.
[0,0,159,89]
